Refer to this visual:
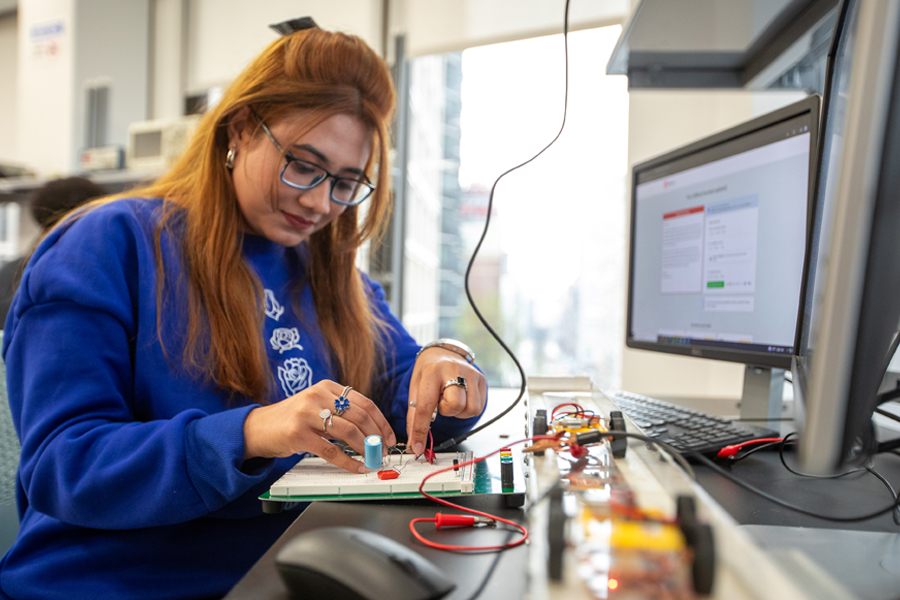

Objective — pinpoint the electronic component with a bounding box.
[364,435,383,470]
[499,447,514,491]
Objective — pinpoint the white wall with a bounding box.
[395,0,628,57]
[185,0,384,94]
[17,0,75,177]
[621,89,806,400]
[0,12,18,164]
[72,0,148,159]
[151,0,186,120]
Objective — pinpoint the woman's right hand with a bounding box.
[242,380,397,473]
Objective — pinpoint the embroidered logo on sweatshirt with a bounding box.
[264,289,284,321]
[278,357,312,397]
[270,327,303,354]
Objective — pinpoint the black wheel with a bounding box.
[690,523,715,596]
[533,409,548,456]
[676,494,698,541]
[609,410,627,458]
[547,487,566,581]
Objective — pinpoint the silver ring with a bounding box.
[320,408,333,434]
[441,376,467,394]
[334,385,353,416]
[408,400,418,408]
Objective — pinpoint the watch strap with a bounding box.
[416,338,475,364]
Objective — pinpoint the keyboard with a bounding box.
[607,391,781,456]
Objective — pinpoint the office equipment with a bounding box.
[627,94,820,425]
[265,451,476,501]
[126,115,199,172]
[795,0,900,474]
[275,526,455,600]
[607,390,779,456]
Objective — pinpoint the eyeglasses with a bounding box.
[251,112,375,207]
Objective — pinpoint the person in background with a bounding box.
[0,19,487,600]
[0,176,106,324]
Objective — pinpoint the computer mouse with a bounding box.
[275,526,456,600]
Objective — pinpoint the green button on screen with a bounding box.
[707,281,724,288]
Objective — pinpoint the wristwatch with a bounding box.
[416,338,475,364]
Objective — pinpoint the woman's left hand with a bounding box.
[406,348,487,455]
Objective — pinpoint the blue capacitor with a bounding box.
[364,435,383,470]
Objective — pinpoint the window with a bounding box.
[401,26,629,389]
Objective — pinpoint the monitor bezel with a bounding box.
[625,94,821,370]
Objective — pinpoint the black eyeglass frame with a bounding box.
[250,111,375,207]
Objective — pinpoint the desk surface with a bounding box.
[225,387,531,600]
[226,384,900,600]
[224,495,527,600]
[695,449,900,531]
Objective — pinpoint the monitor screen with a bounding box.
[627,96,819,369]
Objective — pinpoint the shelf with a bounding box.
[608,0,839,90]
[0,169,163,201]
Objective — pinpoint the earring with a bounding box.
[225,145,237,169]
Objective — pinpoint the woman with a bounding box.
[0,22,486,600]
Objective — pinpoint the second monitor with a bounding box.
[626,95,820,422]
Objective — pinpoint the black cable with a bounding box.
[686,441,900,523]
[876,406,900,424]
[777,433,866,480]
[878,388,900,405]
[577,429,697,480]
[461,530,516,600]
[865,466,900,526]
[435,0,572,452]
[463,480,564,600]
[774,433,900,524]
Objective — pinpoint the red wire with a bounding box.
[409,434,561,552]
[717,437,784,458]
[551,402,584,419]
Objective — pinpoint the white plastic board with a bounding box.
[269,451,475,498]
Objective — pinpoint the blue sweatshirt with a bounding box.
[0,198,481,600]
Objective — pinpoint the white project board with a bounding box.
[269,451,476,498]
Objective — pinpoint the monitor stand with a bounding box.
[739,364,786,432]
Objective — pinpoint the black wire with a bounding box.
[865,466,900,526]
[774,433,900,525]
[435,0,572,453]
[876,406,900,424]
[777,433,865,480]
[461,530,516,600]
[595,430,697,480]
[462,480,564,600]
[878,388,900,405]
[687,441,900,523]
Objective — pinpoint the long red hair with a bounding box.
[97,28,395,402]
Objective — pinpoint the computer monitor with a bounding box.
[796,0,900,474]
[627,95,820,421]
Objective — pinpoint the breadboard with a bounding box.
[267,451,475,500]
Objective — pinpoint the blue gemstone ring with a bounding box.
[334,386,353,416]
